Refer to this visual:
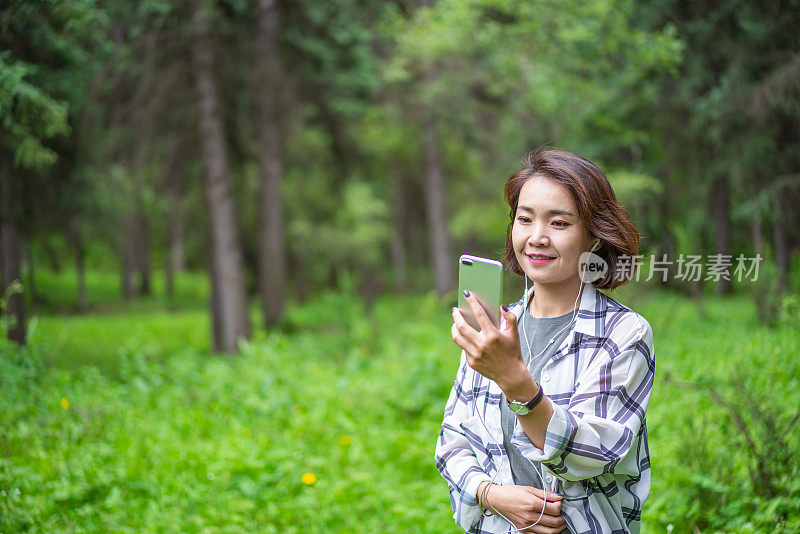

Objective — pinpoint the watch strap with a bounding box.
[507,383,544,415]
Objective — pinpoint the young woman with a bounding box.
[435,148,655,534]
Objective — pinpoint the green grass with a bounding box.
[1,271,799,532]
[24,270,211,376]
[25,269,209,314]
[30,309,211,375]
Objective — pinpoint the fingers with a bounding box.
[501,304,519,334]
[523,522,568,533]
[463,290,495,331]
[517,510,567,533]
[451,308,481,354]
[522,519,568,534]
[450,318,477,354]
[523,487,563,516]
[451,306,473,333]
[527,486,563,500]
[520,503,568,533]
[542,496,563,517]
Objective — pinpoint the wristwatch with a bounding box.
[507,383,544,416]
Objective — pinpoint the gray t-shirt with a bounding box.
[500,304,574,489]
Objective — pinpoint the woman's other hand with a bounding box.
[451,291,527,393]
[485,483,567,533]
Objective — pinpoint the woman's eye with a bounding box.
[517,216,531,223]
[552,221,568,228]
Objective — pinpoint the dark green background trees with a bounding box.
[3,0,798,349]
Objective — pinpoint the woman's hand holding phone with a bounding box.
[451,291,531,395]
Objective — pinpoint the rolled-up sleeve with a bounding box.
[434,349,490,531]
[511,318,655,482]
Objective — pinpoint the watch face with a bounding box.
[509,402,531,416]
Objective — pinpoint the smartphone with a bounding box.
[458,255,503,331]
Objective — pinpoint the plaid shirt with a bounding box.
[435,282,655,534]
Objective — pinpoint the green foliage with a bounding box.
[1,290,456,531]
[0,279,26,339]
[636,292,800,533]
[283,0,380,119]
[384,0,682,150]
[606,170,664,208]
[10,0,796,309]
[779,293,800,330]
[332,180,391,268]
[634,0,800,264]
[286,176,390,280]
[0,0,112,169]
[747,261,784,327]
[0,51,69,169]
[371,0,685,272]
[26,268,209,313]
[3,280,800,531]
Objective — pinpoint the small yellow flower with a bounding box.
[242,428,252,438]
[339,435,352,446]
[301,472,317,485]
[60,398,70,410]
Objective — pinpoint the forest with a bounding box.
[1,0,799,532]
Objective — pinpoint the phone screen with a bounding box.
[458,255,503,331]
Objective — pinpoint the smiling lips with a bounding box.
[527,253,556,265]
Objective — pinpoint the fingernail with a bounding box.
[451,307,456,314]
[501,305,508,312]
[463,290,470,297]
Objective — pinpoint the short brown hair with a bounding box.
[501,147,640,290]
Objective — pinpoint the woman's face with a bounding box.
[511,175,595,287]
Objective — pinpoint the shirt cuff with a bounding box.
[510,401,576,463]
[455,473,491,529]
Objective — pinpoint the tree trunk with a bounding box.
[772,187,789,293]
[358,264,381,310]
[209,247,224,352]
[391,174,408,292]
[657,190,676,289]
[74,233,87,314]
[421,116,454,297]
[165,249,174,299]
[122,218,136,299]
[170,211,185,275]
[166,203,184,299]
[0,154,26,344]
[135,205,151,296]
[288,253,310,303]
[711,175,733,295]
[165,146,186,300]
[191,0,251,352]
[24,236,37,303]
[44,236,63,272]
[752,213,764,258]
[407,186,426,291]
[255,0,287,329]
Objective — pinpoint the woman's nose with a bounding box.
[527,222,550,246]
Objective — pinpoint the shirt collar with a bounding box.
[512,282,607,339]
